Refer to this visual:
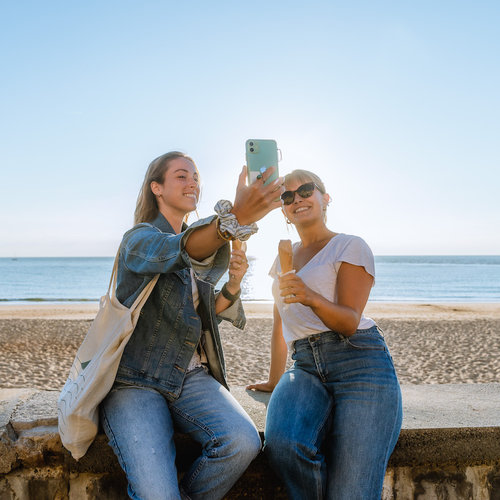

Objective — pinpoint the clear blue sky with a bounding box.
[1,1,499,260]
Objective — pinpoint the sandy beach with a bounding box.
[0,302,499,390]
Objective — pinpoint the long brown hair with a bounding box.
[134,151,197,224]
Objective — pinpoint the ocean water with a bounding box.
[0,256,499,304]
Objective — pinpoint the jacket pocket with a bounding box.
[173,269,189,284]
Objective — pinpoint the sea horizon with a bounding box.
[1,255,499,304]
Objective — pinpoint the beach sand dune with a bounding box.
[0,303,499,390]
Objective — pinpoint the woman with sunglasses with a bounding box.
[248,169,402,499]
[101,152,282,500]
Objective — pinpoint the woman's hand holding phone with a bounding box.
[231,166,282,225]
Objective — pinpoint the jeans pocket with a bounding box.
[343,329,387,351]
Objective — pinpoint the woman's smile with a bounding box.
[293,205,312,214]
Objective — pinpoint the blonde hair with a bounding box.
[134,151,198,224]
[283,169,329,223]
[283,169,326,194]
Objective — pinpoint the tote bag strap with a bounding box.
[107,248,121,297]
[130,273,160,312]
[107,246,160,312]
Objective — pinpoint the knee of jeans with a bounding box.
[264,428,289,457]
[219,422,262,463]
[129,478,180,500]
[238,423,262,461]
[265,428,314,464]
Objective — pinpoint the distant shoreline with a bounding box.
[0,301,499,320]
[2,255,499,303]
[1,298,500,309]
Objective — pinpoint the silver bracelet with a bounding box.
[214,200,258,241]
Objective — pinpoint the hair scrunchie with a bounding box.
[214,200,258,241]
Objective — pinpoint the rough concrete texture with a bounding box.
[392,427,500,467]
[0,389,37,475]
[0,384,499,499]
[400,384,500,429]
[234,383,500,430]
[10,391,59,432]
[382,464,500,500]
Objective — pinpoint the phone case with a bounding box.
[245,139,279,185]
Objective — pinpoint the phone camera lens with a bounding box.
[249,142,254,146]
[250,148,254,152]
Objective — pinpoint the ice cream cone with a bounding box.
[278,239,293,274]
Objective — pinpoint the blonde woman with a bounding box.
[101,152,281,499]
[248,170,402,500]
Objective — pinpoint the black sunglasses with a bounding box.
[280,182,323,205]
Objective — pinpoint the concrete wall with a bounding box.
[1,384,500,499]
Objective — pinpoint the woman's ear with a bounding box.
[150,181,161,197]
[281,206,292,226]
[323,193,332,205]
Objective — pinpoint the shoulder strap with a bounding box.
[130,274,160,311]
[108,245,159,311]
[107,248,121,296]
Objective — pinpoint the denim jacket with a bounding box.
[114,213,246,400]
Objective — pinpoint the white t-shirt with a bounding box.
[269,234,376,347]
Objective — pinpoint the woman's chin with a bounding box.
[291,212,318,225]
[180,199,198,213]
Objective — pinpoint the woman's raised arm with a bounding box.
[185,167,282,261]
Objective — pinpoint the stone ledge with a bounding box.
[2,384,500,471]
[1,384,500,499]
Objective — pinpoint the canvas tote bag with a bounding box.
[58,249,159,460]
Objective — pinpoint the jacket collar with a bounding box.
[150,212,188,234]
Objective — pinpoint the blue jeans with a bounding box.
[264,326,402,500]
[101,367,261,500]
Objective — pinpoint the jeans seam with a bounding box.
[173,402,220,491]
[179,484,193,500]
[314,398,333,448]
[381,388,403,468]
[344,331,387,351]
[312,395,333,497]
[170,405,220,449]
[384,349,396,368]
[344,339,386,351]
[101,407,128,476]
[311,345,327,382]
[181,455,208,491]
[171,406,218,443]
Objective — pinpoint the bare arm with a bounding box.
[279,262,374,336]
[215,245,248,314]
[246,304,288,392]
